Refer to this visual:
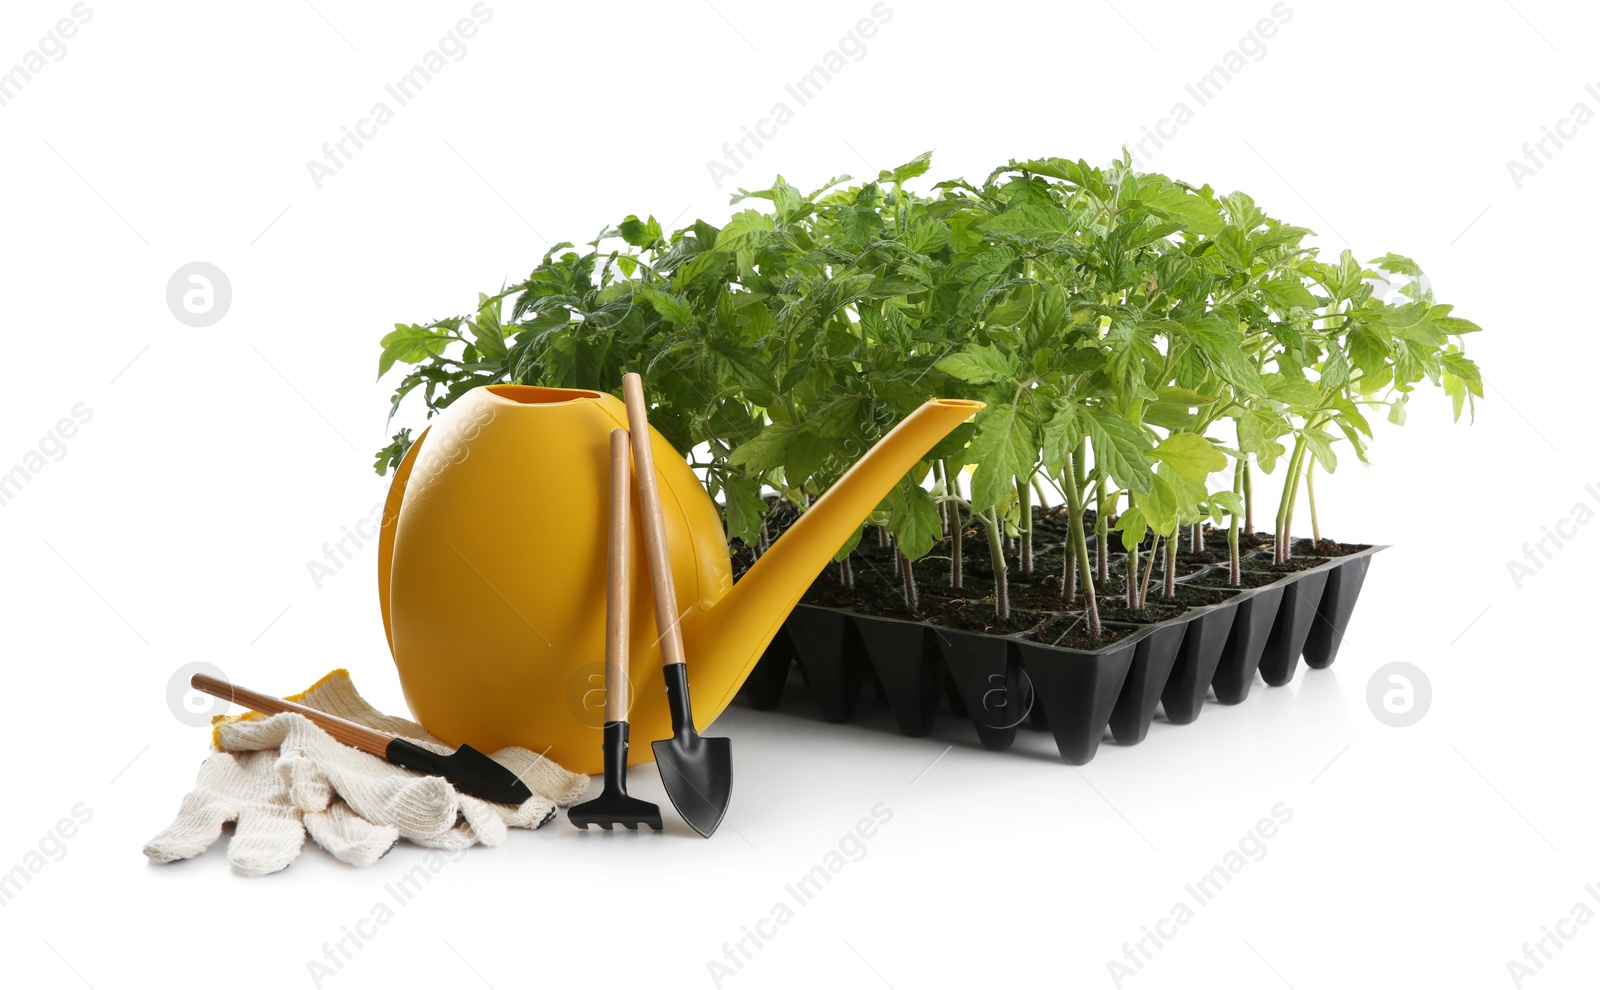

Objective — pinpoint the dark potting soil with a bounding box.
[1242,555,1325,575]
[1190,568,1283,590]
[1094,597,1189,624]
[1288,537,1368,557]
[925,603,1046,636]
[1029,613,1138,651]
[1175,546,1231,567]
[1165,583,1238,607]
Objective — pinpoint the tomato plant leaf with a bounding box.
[1085,407,1152,494]
[1151,432,1227,482]
[964,403,1037,511]
[936,344,1018,385]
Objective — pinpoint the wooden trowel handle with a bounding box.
[622,373,689,671]
[606,428,632,723]
[190,674,394,757]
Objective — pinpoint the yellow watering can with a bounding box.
[378,383,981,774]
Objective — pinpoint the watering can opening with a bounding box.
[484,383,604,404]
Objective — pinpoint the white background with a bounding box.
[0,1,1594,988]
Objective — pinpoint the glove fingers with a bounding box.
[278,748,334,814]
[305,800,399,868]
[143,801,234,864]
[227,804,306,877]
[455,795,509,847]
[326,766,461,840]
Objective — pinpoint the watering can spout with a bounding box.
[688,398,984,716]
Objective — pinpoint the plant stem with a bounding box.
[1306,459,1320,545]
[936,459,950,536]
[1276,436,1309,563]
[980,508,1010,621]
[1190,522,1202,553]
[1229,458,1244,587]
[1017,472,1034,579]
[840,555,854,591]
[1139,535,1160,610]
[1283,452,1306,562]
[1127,544,1139,609]
[944,458,964,589]
[1164,530,1177,599]
[1095,477,1110,584]
[1243,457,1254,536]
[1065,455,1100,638]
[951,504,965,591]
[898,550,919,614]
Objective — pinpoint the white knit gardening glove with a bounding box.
[144,742,427,875]
[212,670,589,846]
[146,669,588,874]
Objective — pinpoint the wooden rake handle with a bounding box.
[190,674,393,758]
[621,373,689,671]
[605,428,632,723]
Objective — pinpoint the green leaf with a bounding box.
[1041,403,1083,476]
[1434,315,1484,335]
[730,422,794,472]
[1138,182,1225,236]
[1238,409,1288,473]
[1320,344,1350,393]
[1085,407,1152,494]
[1214,227,1252,269]
[879,151,933,186]
[1155,386,1219,406]
[1441,351,1483,393]
[936,344,1017,385]
[637,288,695,327]
[716,210,775,252]
[1151,432,1226,482]
[980,204,1074,245]
[1208,490,1244,522]
[1367,252,1422,277]
[373,427,413,476]
[1220,191,1264,230]
[378,323,450,378]
[1384,303,1446,348]
[722,476,768,545]
[1116,507,1148,552]
[1143,403,1200,432]
[1263,373,1320,407]
[1261,276,1318,309]
[1133,473,1178,536]
[964,403,1037,511]
[887,478,943,561]
[1347,323,1391,380]
[1303,429,1337,472]
[784,426,832,485]
[1183,319,1263,395]
[618,214,662,247]
[926,421,977,461]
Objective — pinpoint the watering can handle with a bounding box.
[622,374,690,671]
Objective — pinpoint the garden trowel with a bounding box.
[622,372,733,838]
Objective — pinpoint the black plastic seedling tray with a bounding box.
[740,546,1385,764]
